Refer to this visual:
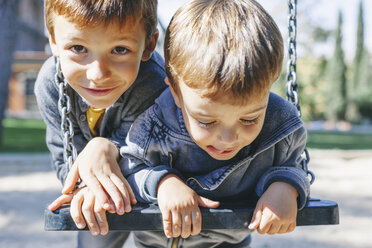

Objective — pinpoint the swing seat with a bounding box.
[44,198,339,231]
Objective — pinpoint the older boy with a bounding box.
[34,0,166,246]
[121,0,310,247]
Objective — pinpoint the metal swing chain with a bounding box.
[56,59,77,171]
[286,0,315,184]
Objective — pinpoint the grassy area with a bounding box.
[0,118,48,153]
[307,130,372,150]
[1,118,372,153]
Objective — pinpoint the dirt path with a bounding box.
[0,150,371,248]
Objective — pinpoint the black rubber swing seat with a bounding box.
[44,198,339,231]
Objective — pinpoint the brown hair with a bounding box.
[45,0,158,42]
[164,0,283,104]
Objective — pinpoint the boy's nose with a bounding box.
[219,128,238,144]
[86,59,111,83]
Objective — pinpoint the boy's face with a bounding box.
[49,15,157,109]
[168,79,269,161]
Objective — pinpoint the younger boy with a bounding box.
[121,0,310,247]
[34,0,166,246]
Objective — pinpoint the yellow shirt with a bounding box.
[86,107,105,137]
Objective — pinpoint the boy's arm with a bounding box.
[255,126,311,210]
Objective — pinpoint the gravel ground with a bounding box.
[0,150,371,248]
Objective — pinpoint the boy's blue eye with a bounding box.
[112,46,128,55]
[70,45,87,54]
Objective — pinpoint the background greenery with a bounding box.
[272,0,372,124]
[1,117,371,154]
[0,118,48,153]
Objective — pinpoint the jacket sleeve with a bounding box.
[34,57,69,185]
[255,126,311,210]
[119,109,181,204]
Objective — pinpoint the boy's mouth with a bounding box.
[206,145,235,156]
[83,87,117,96]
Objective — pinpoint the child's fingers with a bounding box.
[94,202,109,235]
[197,196,220,209]
[248,207,262,230]
[113,167,137,205]
[83,176,111,211]
[96,175,124,213]
[62,163,80,194]
[171,211,182,237]
[287,222,296,233]
[267,223,281,235]
[181,213,192,238]
[257,212,272,234]
[48,194,73,211]
[162,210,173,238]
[81,191,100,236]
[110,175,134,214]
[70,190,86,230]
[258,222,272,234]
[121,177,137,205]
[191,208,202,236]
[278,224,290,234]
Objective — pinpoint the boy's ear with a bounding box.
[141,30,159,61]
[48,34,59,57]
[165,77,181,108]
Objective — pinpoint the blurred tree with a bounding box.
[355,51,372,122]
[325,11,347,121]
[0,0,20,145]
[299,56,328,122]
[348,0,372,123]
[347,0,364,122]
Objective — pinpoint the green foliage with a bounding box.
[355,51,372,120]
[307,130,372,150]
[346,0,372,123]
[292,1,372,124]
[0,118,48,153]
[324,11,347,121]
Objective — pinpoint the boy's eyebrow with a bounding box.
[113,35,140,43]
[241,105,267,115]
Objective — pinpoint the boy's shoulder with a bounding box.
[153,88,184,132]
[137,51,165,77]
[34,56,59,98]
[126,88,185,148]
[267,92,298,117]
[36,56,57,84]
[253,92,303,150]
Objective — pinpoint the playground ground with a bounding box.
[0,149,371,248]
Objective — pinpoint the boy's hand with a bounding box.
[157,174,220,239]
[48,187,115,236]
[62,137,136,214]
[248,182,298,235]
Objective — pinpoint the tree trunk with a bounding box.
[0,0,19,145]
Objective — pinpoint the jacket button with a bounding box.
[80,114,87,122]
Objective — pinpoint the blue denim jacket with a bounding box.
[35,52,167,184]
[121,88,311,210]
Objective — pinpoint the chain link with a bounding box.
[286,0,300,115]
[286,0,314,185]
[55,59,77,171]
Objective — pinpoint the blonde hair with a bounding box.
[164,0,283,104]
[45,0,157,42]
